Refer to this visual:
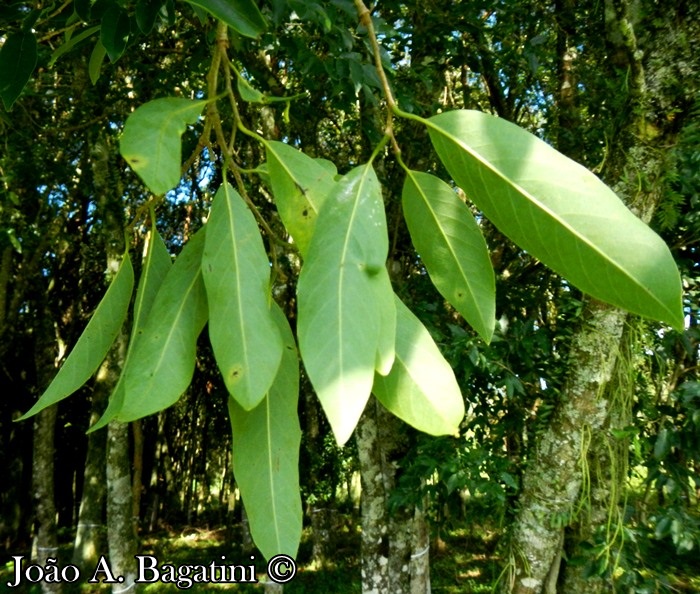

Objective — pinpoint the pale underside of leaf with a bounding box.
[373,295,465,435]
[229,303,302,560]
[117,228,208,422]
[120,98,207,195]
[403,170,495,342]
[18,254,134,420]
[427,110,683,329]
[90,227,172,431]
[297,164,393,445]
[265,140,337,257]
[203,182,283,410]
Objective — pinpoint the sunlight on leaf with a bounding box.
[374,296,465,435]
[403,170,495,342]
[297,164,393,445]
[203,182,283,410]
[427,110,683,329]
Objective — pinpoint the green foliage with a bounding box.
[91,224,173,431]
[229,303,302,560]
[265,140,337,257]
[18,254,134,420]
[117,227,208,422]
[402,170,495,342]
[426,109,684,330]
[182,0,267,39]
[120,98,208,195]
[373,295,464,435]
[203,182,283,410]
[297,163,395,445]
[0,30,37,110]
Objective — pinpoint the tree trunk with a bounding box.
[501,299,627,594]
[409,504,431,594]
[32,406,61,594]
[72,391,107,569]
[107,420,138,593]
[356,397,416,594]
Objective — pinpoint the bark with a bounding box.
[31,406,61,594]
[32,318,62,594]
[72,390,107,569]
[409,504,431,594]
[501,300,627,594]
[107,420,138,593]
[356,397,416,594]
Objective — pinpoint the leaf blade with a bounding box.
[229,304,302,560]
[403,170,495,342]
[117,227,208,421]
[90,226,172,431]
[427,110,683,329]
[120,97,207,195]
[0,31,38,110]
[203,182,283,410]
[373,296,465,435]
[297,164,391,445]
[265,141,337,256]
[182,0,267,39]
[18,255,134,420]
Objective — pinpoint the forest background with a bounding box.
[0,0,699,593]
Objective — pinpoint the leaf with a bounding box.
[48,25,101,67]
[203,182,283,410]
[402,170,495,342]
[427,110,683,329]
[0,31,38,110]
[136,0,164,34]
[116,227,208,422]
[182,0,267,39]
[373,268,396,376]
[100,3,131,62]
[265,141,337,256]
[373,295,465,435]
[88,39,107,85]
[297,164,392,445]
[229,303,302,560]
[18,255,134,420]
[90,225,172,431]
[120,98,207,195]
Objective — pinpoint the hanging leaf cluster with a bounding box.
[19,83,683,561]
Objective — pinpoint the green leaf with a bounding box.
[229,303,302,560]
[90,225,172,431]
[136,0,164,34]
[120,98,207,195]
[373,295,465,435]
[182,0,267,39]
[373,268,396,376]
[48,25,101,67]
[203,182,283,410]
[297,164,392,445]
[0,31,38,110]
[88,39,107,85]
[116,227,208,422]
[427,110,683,329]
[265,141,337,256]
[100,3,131,62]
[402,170,495,342]
[18,255,134,420]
